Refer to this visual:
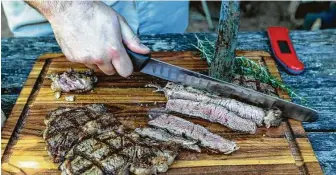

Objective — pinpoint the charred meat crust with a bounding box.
[166,99,257,134]
[43,104,111,163]
[59,128,179,175]
[148,114,239,154]
[44,104,179,175]
[49,68,98,93]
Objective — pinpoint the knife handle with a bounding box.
[125,47,151,72]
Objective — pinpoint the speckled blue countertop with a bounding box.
[1,30,336,174]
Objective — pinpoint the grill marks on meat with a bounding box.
[162,82,265,126]
[166,99,257,134]
[44,104,179,175]
[60,127,178,175]
[49,68,98,93]
[135,127,201,152]
[43,104,108,163]
[148,114,239,154]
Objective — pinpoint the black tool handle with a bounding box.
[125,46,151,72]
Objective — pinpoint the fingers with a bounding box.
[55,11,139,77]
[99,14,134,77]
[63,45,118,76]
[117,15,150,54]
[97,61,116,75]
[107,47,133,77]
[85,64,99,70]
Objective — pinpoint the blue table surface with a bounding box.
[1,30,336,174]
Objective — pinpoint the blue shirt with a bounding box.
[2,1,189,37]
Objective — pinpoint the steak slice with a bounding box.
[49,68,98,93]
[135,127,201,152]
[162,82,265,126]
[166,99,257,134]
[148,114,239,154]
[43,104,109,163]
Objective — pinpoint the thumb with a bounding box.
[117,15,150,54]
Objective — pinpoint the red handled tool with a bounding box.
[267,26,305,75]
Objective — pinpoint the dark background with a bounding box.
[187,1,334,32]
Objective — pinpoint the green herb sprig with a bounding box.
[192,35,307,104]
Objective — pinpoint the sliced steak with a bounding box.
[162,82,265,126]
[49,68,98,93]
[135,127,201,152]
[148,114,239,154]
[166,99,257,134]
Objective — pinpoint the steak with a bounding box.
[44,104,179,175]
[161,82,265,126]
[166,99,257,134]
[43,104,109,163]
[135,127,201,152]
[49,68,98,93]
[148,114,239,154]
[60,127,179,175]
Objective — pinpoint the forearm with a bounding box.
[24,1,93,20]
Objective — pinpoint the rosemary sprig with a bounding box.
[193,36,307,104]
[234,56,307,104]
[192,35,216,64]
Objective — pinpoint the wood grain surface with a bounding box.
[1,51,322,174]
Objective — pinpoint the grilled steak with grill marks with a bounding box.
[148,114,239,154]
[43,104,108,163]
[44,104,179,175]
[60,127,179,175]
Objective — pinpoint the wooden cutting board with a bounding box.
[1,51,322,175]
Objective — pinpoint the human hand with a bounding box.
[31,1,150,77]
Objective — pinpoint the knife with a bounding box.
[126,48,318,122]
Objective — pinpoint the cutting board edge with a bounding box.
[1,55,50,158]
[1,51,323,174]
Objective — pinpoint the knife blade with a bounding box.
[126,48,318,122]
